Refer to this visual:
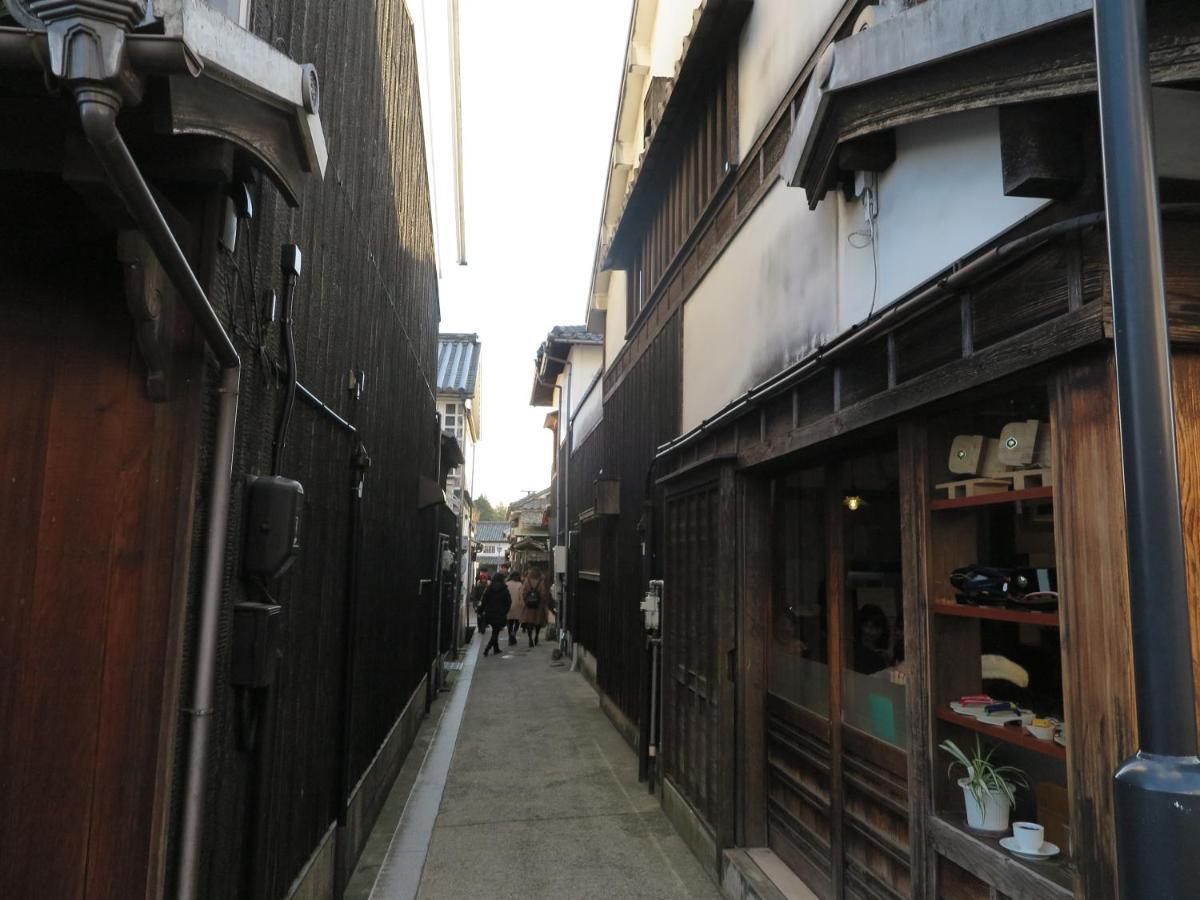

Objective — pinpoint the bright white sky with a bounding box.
[410,0,633,507]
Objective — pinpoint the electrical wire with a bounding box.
[846,175,881,320]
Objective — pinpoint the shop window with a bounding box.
[769,468,829,716]
[841,447,908,749]
[926,386,1070,890]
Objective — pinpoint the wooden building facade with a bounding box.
[0,2,445,897]
[570,1,1200,897]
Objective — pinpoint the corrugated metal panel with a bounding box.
[437,333,480,395]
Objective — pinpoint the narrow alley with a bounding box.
[348,636,719,900]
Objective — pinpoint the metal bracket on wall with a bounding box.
[118,229,176,401]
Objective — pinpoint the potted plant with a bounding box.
[940,736,1027,833]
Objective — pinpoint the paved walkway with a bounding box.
[352,630,720,900]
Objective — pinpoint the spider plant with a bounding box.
[940,735,1028,815]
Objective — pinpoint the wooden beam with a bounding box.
[738,303,1107,470]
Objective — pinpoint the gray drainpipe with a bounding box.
[76,87,242,900]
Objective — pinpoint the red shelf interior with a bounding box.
[933,604,1059,627]
[931,485,1054,511]
[936,706,1066,761]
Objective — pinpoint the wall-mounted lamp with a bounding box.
[843,494,866,512]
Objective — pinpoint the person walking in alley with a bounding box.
[481,572,511,657]
[521,569,549,647]
[470,571,489,639]
[505,569,525,646]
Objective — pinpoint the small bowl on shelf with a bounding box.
[1025,717,1057,741]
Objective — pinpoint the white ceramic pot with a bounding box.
[959,777,1012,832]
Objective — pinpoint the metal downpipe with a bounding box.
[1093,0,1200,894]
[76,87,241,900]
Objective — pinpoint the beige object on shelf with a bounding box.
[998,419,1053,468]
[949,434,1009,477]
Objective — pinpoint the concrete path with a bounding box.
[358,630,720,900]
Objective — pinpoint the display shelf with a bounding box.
[931,485,1054,512]
[936,706,1066,761]
[932,604,1059,627]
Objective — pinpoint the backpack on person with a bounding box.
[524,586,541,610]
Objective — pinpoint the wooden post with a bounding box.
[899,419,936,898]
[1051,355,1138,897]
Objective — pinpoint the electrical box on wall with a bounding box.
[243,475,304,579]
[231,601,282,687]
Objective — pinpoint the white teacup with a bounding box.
[1013,821,1045,852]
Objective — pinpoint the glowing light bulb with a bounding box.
[844,495,863,512]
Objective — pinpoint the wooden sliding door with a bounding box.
[755,442,911,899]
[662,467,737,852]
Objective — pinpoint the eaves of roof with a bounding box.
[780,0,1093,206]
[603,0,754,268]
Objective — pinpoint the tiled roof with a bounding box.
[546,325,603,345]
[530,325,604,406]
[475,521,511,542]
[437,333,480,396]
[510,487,551,511]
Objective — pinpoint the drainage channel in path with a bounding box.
[366,639,480,900]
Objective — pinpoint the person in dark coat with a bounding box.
[481,572,512,657]
[469,571,490,639]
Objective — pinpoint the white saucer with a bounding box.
[1000,836,1060,859]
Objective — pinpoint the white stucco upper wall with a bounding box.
[573,379,603,449]
[682,182,837,432]
[682,108,1048,433]
[837,108,1045,328]
[554,345,605,447]
[604,269,629,365]
[737,0,846,161]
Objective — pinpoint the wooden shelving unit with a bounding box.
[932,604,1059,627]
[925,408,1072,894]
[935,706,1066,761]
[931,485,1053,512]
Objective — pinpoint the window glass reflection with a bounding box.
[768,468,829,716]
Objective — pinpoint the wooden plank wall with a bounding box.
[0,0,441,896]
[194,1,443,896]
[0,189,203,900]
[598,312,682,733]
[567,426,604,648]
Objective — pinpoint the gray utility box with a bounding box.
[243,475,304,579]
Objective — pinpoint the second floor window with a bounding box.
[444,402,464,441]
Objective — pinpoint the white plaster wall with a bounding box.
[604,269,629,365]
[682,182,838,432]
[573,383,603,449]
[837,108,1046,328]
[737,0,845,160]
[554,345,603,448]
[650,1,704,75]
[568,346,604,415]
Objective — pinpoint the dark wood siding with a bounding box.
[567,426,604,649]
[598,312,682,732]
[0,0,441,896]
[192,2,442,896]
